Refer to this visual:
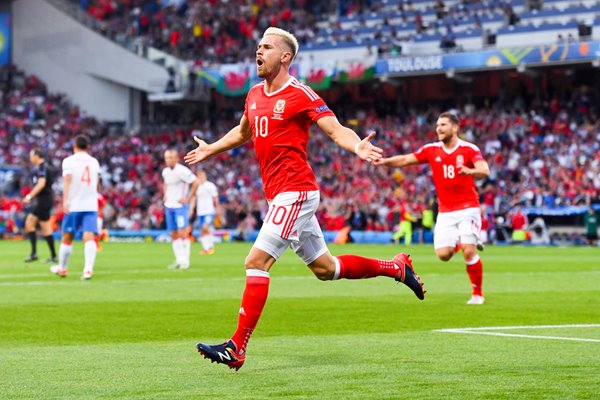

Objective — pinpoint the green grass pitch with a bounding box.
[1,240,599,399]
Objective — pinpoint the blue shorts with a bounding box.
[195,214,215,229]
[165,206,189,231]
[62,211,99,234]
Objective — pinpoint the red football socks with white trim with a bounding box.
[230,269,270,353]
[466,255,484,296]
[336,255,400,279]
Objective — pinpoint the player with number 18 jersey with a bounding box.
[376,112,490,305]
[413,140,484,213]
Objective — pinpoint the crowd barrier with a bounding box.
[520,205,600,216]
[102,229,435,244]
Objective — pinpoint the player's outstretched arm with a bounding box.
[184,115,252,166]
[187,178,201,205]
[188,195,196,217]
[316,116,383,162]
[458,160,490,179]
[374,153,420,168]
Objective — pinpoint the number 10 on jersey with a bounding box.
[254,116,268,137]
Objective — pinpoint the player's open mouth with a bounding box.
[256,59,264,67]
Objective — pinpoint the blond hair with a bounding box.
[263,27,299,61]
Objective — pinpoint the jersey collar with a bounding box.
[263,76,295,97]
[442,139,461,154]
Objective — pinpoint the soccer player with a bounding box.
[95,193,106,251]
[190,169,219,255]
[162,149,199,270]
[376,112,490,305]
[184,27,425,371]
[50,135,101,280]
[22,148,57,263]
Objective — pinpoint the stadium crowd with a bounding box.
[1,65,599,237]
[81,0,331,65]
[78,0,522,63]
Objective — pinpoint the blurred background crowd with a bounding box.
[2,64,598,240]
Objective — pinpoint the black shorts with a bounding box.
[31,197,53,221]
[587,232,599,241]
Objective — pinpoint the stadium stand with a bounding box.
[495,21,580,48]
[61,0,598,63]
[1,64,598,240]
[1,0,599,244]
[75,0,330,65]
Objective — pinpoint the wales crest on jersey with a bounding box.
[272,99,286,120]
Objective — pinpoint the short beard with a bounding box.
[259,63,286,80]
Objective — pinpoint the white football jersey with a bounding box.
[162,164,196,208]
[62,152,100,212]
[195,181,218,215]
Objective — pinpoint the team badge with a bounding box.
[456,155,464,167]
[272,99,286,120]
[273,100,286,113]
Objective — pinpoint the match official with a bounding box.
[22,148,57,263]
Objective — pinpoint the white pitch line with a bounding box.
[437,324,600,331]
[435,324,600,343]
[438,330,600,343]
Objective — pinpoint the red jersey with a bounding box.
[244,77,335,200]
[511,213,527,230]
[413,139,485,213]
[97,194,106,213]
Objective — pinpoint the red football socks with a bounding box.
[466,255,483,296]
[231,269,270,353]
[336,255,400,279]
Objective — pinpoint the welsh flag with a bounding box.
[305,68,332,90]
[299,60,335,90]
[337,60,375,83]
[216,64,251,96]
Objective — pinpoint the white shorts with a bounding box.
[254,190,328,265]
[434,207,481,249]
